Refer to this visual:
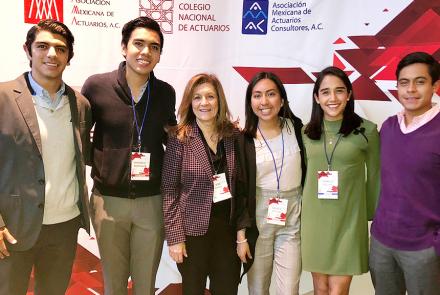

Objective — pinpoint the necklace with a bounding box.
[323,123,336,145]
[204,132,219,153]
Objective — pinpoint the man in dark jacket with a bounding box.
[81,17,176,295]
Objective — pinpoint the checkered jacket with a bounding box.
[161,123,237,246]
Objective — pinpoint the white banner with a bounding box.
[2,0,439,293]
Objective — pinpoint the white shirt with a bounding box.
[255,119,302,191]
[397,104,439,134]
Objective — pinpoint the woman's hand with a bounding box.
[236,229,252,263]
[237,241,252,263]
[168,242,187,263]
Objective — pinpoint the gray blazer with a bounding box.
[0,74,92,251]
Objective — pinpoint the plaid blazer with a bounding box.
[161,122,237,246]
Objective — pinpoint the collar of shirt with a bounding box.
[28,72,68,111]
[130,80,149,104]
[397,103,440,134]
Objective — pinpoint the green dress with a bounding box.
[301,118,380,275]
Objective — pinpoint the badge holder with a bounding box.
[212,173,232,203]
[266,193,288,225]
[317,170,338,199]
[131,143,151,181]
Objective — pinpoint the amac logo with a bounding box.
[242,0,268,35]
[139,0,174,34]
[24,0,64,24]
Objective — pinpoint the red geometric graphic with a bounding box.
[24,0,63,24]
[234,0,440,101]
[333,38,345,44]
[351,76,389,101]
[26,245,106,295]
[333,54,346,70]
[337,0,440,99]
[233,67,313,84]
[26,245,212,294]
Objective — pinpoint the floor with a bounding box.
[26,245,212,295]
[25,244,375,294]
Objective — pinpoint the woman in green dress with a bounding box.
[301,66,380,295]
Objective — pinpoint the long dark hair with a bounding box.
[244,72,298,138]
[304,66,362,140]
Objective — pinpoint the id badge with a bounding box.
[266,197,288,225]
[131,152,151,181]
[317,170,338,199]
[212,173,232,203]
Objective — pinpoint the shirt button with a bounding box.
[38,203,44,209]
[38,179,45,185]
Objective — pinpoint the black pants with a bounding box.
[0,216,80,295]
[177,216,241,295]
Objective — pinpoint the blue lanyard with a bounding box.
[130,82,151,151]
[258,126,285,195]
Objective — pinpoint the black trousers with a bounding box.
[177,216,241,295]
[0,216,80,295]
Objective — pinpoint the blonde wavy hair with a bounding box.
[175,73,236,140]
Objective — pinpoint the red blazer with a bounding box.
[161,122,237,246]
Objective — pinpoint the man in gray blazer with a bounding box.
[0,19,91,295]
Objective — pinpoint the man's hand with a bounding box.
[0,227,17,259]
[168,242,187,264]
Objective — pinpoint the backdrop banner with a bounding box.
[1,0,439,294]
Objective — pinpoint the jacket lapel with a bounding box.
[224,135,235,192]
[66,86,82,154]
[14,75,43,156]
[188,123,213,180]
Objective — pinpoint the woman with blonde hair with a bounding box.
[162,73,241,294]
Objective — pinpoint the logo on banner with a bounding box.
[235,0,440,101]
[140,0,174,34]
[242,0,268,35]
[24,0,63,24]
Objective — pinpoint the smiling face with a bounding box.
[250,78,284,124]
[315,74,351,121]
[122,27,161,81]
[24,30,69,86]
[397,63,439,118]
[191,82,219,125]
